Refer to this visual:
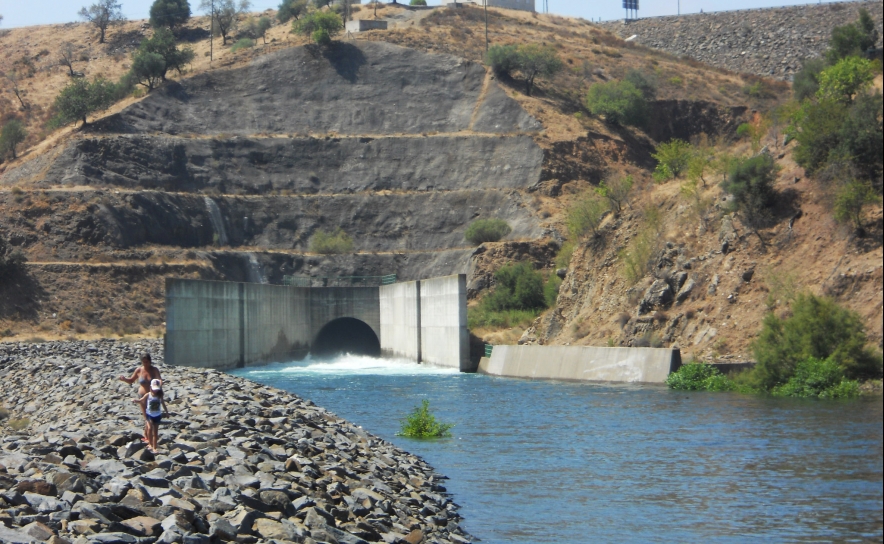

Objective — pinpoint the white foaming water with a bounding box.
[242,353,460,377]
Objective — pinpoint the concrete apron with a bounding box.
[478,345,682,383]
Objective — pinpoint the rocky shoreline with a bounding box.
[0,339,471,544]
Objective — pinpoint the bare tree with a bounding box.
[59,42,83,77]
[78,0,125,44]
[199,0,251,45]
[2,71,28,110]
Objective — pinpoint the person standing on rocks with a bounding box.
[119,352,162,441]
[133,379,168,453]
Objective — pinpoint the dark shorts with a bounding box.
[147,414,162,426]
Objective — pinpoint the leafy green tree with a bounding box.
[485,43,562,96]
[511,44,562,96]
[792,57,827,101]
[834,179,879,231]
[130,28,195,90]
[52,77,116,127]
[753,293,882,389]
[486,44,520,76]
[816,56,875,105]
[0,120,27,160]
[595,174,633,212]
[836,92,883,187]
[149,0,191,31]
[293,10,343,45]
[651,139,692,182]
[277,0,307,22]
[465,219,511,245]
[78,0,125,44]
[245,16,272,44]
[585,80,648,127]
[409,0,427,5]
[200,0,251,45]
[722,154,777,233]
[826,7,879,63]
[789,98,847,176]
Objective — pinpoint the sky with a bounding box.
[0,0,863,28]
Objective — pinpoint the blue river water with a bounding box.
[232,355,884,543]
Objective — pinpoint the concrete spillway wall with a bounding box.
[479,345,682,383]
[166,275,468,371]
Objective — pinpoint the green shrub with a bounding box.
[624,69,657,100]
[130,27,195,90]
[544,274,561,308]
[485,262,546,312]
[409,0,427,5]
[595,174,633,212]
[554,240,575,269]
[792,57,827,101]
[0,407,9,420]
[668,76,682,86]
[619,230,653,285]
[652,139,692,182]
[826,8,879,63]
[567,192,608,238]
[753,293,883,390]
[230,37,254,52]
[771,357,860,399]
[467,307,538,329]
[149,0,191,30]
[486,44,520,76]
[485,43,562,96]
[0,120,27,160]
[585,80,648,127]
[834,179,878,230]
[293,10,343,45]
[464,218,511,245]
[398,399,453,438]
[666,362,735,391]
[789,98,848,175]
[8,418,30,431]
[721,154,777,230]
[0,232,26,279]
[836,92,883,185]
[309,228,353,254]
[52,76,117,127]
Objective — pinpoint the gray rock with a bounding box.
[676,278,696,304]
[639,279,673,314]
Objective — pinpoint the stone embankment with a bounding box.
[600,1,883,79]
[0,340,470,544]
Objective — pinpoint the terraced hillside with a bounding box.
[0,42,549,337]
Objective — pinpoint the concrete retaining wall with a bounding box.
[420,275,469,371]
[379,281,421,361]
[478,345,681,383]
[166,279,380,370]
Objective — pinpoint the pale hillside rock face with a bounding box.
[0,339,472,544]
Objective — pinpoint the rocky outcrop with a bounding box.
[0,340,471,544]
[600,1,883,79]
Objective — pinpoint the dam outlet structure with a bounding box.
[165,274,471,371]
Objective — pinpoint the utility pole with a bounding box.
[484,0,488,52]
[209,0,215,62]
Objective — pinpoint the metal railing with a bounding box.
[282,274,397,287]
[484,344,494,358]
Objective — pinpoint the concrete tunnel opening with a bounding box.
[312,317,381,358]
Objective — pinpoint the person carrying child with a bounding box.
[133,379,168,453]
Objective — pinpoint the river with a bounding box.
[232,354,884,543]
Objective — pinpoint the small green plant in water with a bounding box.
[398,399,453,439]
[666,362,735,392]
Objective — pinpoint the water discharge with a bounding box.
[203,196,229,246]
[245,253,266,284]
[235,354,884,543]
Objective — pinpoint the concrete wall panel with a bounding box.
[419,275,469,370]
[165,279,242,370]
[479,345,681,383]
[379,281,421,360]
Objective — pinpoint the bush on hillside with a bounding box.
[484,262,546,312]
[309,228,353,254]
[595,175,633,213]
[567,192,608,238]
[585,80,648,127]
[0,232,26,280]
[792,57,828,101]
[230,37,254,52]
[834,179,879,231]
[129,28,195,90]
[486,44,520,76]
[752,293,883,390]
[624,69,657,100]
[0,120,27,160]
[464,219,511,245]
[651,139,692,182]
[816,56,876,105]
[52,77,117,127]
[293,11,343,45]
[149,0,191,31]
[721,154,777,231]
[826,7,879,63]
[409,0,427,5]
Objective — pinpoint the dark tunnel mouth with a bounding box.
[311,317,381,358]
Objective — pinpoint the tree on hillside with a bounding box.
[52,77,116,127]
[58,42,86,77]
[816,56,875,105]
[244,16,272,45]
[485,43,562,96]
[2,71,29,110]
[827,8,879,63]
[276,0,307,23]
[78,0,125,44]
[585,80,648,127]
[0,120,27,160]
[130,27,194,90]
[293,11,343,46]
[149,0,191,31]
[722,153,778,242]
[200,0,251,45]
